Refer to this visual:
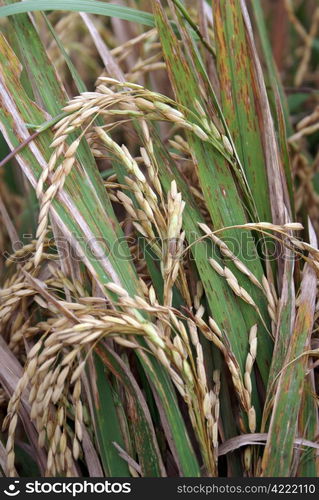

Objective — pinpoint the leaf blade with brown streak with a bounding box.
[261,225,317,477]
[151,0,272,392]
[212,0,271,223]
[96,345,166,477]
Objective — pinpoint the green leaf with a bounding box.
[262,245,317,476]
[96,345,166,477]
[148,127,253,469]
[152,0,272,389]
[92,355,130,476]
[212,0,271,223]
[0,0,154,26]
[297,378,318,477]
[43,14,87,94]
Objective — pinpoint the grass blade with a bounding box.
[261,225,317,476]
[152,0,272,388]
[212,0,271,222]
[96,345,166,477]
[91,355,130,476]
[0,0,154,26]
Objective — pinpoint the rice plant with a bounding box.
[0,0,318,478]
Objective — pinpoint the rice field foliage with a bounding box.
[0,0,318,478]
